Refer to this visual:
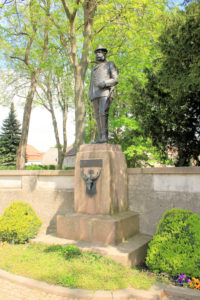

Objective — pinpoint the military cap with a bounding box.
[94,45,108,53]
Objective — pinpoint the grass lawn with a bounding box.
[0,242,159,291]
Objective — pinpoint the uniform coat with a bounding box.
[89,61,118,101]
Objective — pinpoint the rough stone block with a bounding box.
[57,211,139,245]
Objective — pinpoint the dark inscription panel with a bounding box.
[80,159,103,168]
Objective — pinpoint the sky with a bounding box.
[0,104,75,153]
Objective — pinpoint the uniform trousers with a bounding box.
[92,96,112,141]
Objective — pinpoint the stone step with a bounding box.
[57,211,139,245]
[88,232,152,267]
[32,232,152,267]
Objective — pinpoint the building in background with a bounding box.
[42,148,58,166]
[25,145,43,165]
[42,145,76,168]
[63,145,76,168]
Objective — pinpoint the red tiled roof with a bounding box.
[26,145,43,162]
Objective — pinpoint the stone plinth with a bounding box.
[57,211,139,245]
[74,144,128,215]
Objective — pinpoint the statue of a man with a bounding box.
[89,45,119,143]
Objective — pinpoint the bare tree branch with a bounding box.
[10,56,25,63]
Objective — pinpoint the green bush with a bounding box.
[25,164,56,170]
[0,166,16,170]
[45,244,81,260]
[25,165,74,170]
[0,202,42,244]
[146,209,200,278]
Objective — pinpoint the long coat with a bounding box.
[89,61,118,101]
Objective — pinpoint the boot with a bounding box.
[91,115,102,144]
[105,113,109,141]
[99,114,108,143]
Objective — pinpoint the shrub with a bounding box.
[62,245,81,260]
[25,164,56,170]
[146,209,200,278]
[0,202,42,244]
[25,165,74,170]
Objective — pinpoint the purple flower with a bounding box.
[179,274,186,280]
[174,274,191,287]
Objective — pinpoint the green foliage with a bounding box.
[0,202,42,244]
[0,165,74,170]
[134,2,200,166]
[45,244,81,260]
[57,274,76,287]
[25,165,74,170]
[62,245,81,260]
[85,0,169,165]
[146,209,200,278]
[0,166,16,170]
[25,164,57,170]
[0,243,157,290]
[0,103,21,166]
[109,113,171,167]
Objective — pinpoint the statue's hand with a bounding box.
[98,81,106,88]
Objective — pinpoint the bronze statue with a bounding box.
[89,45,118,143]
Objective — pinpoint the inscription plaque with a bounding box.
[80,159,103,168]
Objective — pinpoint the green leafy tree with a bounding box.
[134,2,200,166]
[84,0,171,166]
[35,50,74,169]
[0,103,21,166]
[0,0,50,169]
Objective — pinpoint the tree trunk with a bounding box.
[73,0,97,150]
[47,85,63,170]
[60,108,68,168]
[57,149,64,169]
[60,0,97,152]
[16,4,49,170]
[74,70,85,151]
[16,71,40,169]
[63,109,68,152]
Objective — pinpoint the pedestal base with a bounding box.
[74,144,128,215]
[33,233,152,267]
[57,211,139,245]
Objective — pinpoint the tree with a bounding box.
[84,0,171,166]
[40,0,97,151]
[0,0,174,168]
[0,0,50,169]
[134,2,200,166]
[44,0,168,151]
[0,103,21,166]
[35,54,74,169]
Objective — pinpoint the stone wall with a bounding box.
[0,170,74,233]
[0,167,199,236]
[128,167,200,235]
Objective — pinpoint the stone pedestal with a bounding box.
[74,144,128,215]
[56,144,151,263]
[57,211,139,245]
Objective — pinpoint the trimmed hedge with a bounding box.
[146,209,200,278]
[0,202,42,244]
